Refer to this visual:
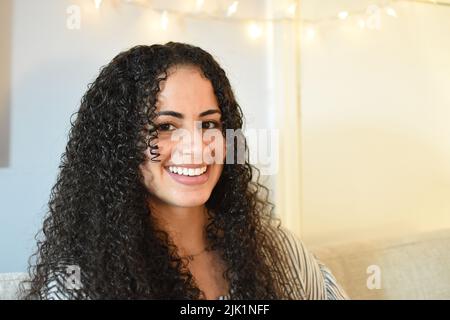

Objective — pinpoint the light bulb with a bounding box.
[385,7,397,18]
[248,22,262,39]
[94,0,102,9]
[305,27,316,40]
[227,1,239,17]
[287,3,297,17]
[195,0,205,11]
[358,18,366,29]
[160,10,169,30]
[338,11,349,20]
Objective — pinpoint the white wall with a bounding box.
[300,0,450,245]
[0,0,273,272]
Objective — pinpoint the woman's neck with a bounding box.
[149,200,210,257]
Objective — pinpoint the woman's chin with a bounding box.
[167,192,211,208]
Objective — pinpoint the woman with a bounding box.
[24,42,348,300]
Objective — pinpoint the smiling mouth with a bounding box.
[164,165,210,186]
[165,165,208,177]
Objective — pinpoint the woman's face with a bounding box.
[140,65,225,208]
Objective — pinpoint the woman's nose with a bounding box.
[172,123,205,164]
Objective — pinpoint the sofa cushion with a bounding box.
[0,273,29,300]
[311,228,450,299]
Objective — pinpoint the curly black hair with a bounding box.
[22,42,301,300]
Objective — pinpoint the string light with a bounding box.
[160,10,169,30]
[87,0,445,40]
[114,0,445,25]
[115,0,445,23]
[227,1,239,17]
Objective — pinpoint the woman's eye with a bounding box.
[202,121,220,129]
[158,123,176,131]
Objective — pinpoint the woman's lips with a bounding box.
[165,166,210,186]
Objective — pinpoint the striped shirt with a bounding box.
[44,226,348,300]
[218,225,348,300]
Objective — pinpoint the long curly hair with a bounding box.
[23,42,300,300]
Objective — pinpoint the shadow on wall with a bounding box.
[0,0,12,168]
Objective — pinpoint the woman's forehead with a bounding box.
[156,66,219,114]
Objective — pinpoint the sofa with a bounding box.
[0,272,28,299]
[311,228,450,299]
[2,228,449,299]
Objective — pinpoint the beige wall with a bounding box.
[299,1,450,245]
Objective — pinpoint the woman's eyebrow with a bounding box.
[156,109,221,118]
[199,109,221,117]
[156,111,183,118]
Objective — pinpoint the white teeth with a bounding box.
[168,166,207,176]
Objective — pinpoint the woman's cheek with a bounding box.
[139,148,162,191]
[205,133,226,165]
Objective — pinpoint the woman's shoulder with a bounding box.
[262,220,349,300]
[38,266,87,300]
